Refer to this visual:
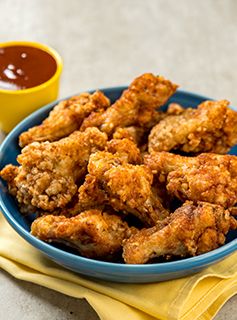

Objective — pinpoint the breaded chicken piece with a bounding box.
[102,164,168,225]
[79,143,141,209]
[79,150,168,226]
[1,128,107,212]
[19,91,110,147]
[0,163,82,217]
[148,100,237,154]
[123,201,237,264]
[106,138,142,164]
[145,152,237,207]
[31,209,135,260]
[80,73,178,135]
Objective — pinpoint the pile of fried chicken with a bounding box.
[1,73,237,264]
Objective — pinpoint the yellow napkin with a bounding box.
[0,212,236,320]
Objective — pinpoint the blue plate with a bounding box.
[0,87,237,283]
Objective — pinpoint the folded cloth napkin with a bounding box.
[0,212,236,320]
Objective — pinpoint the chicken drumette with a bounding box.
[79,140,168,226]
[123,201,237,264]
[31,209,135,260]
[148,100,237,154]
[80,73,178,135]
[19,91,110,147]
[145,152,237,207]
[1,128,107,212]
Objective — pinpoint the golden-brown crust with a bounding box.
[81,73,178,135]
[0,164,19,196]
[148,100,237,154]
[113,126,146,145]
[3,128,108,213]
[78,174,108,210]
[145,152,237,207]
[31,209,134,259]
[19,91,110,147]
[166,103,185,115]
[123,201,237,264]
[79,149,169,226]
[106,138,142,164]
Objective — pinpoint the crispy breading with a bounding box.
[0,164,19,196]
[78,151,132,211]
[78,174,107,210]
[31,209,135,260]
[102,164,168,225]
[1,128,107,212]
[19,91,110,147]
[123,201,237,264]
[112,103,184,146]
[148,100,237,154]
[113,127,146,145]
[145,152,237,207]
[0,163,82,217]
[106,138,142,164]
[79,149,169,226]
[80,73,178,135]
[166,103,185,115]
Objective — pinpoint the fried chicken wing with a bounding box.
[148,100,237,154]
[54,140,141,215]
[102,164,168,225]
[123,201,237,264]
[145,152,237,207]
[1,128,107,212]
[78,150,139,211]
[79,149,169,226]
[19,91,110,147]
[80,73,178,135]
[31,209,135,260]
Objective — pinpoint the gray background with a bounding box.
[0,0,237,319]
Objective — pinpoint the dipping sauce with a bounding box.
[0,45,57,90]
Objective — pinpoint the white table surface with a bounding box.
[0,0,237,319]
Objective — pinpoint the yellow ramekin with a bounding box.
[0,41,63,133]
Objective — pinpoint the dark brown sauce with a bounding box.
[0,45,57,90]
